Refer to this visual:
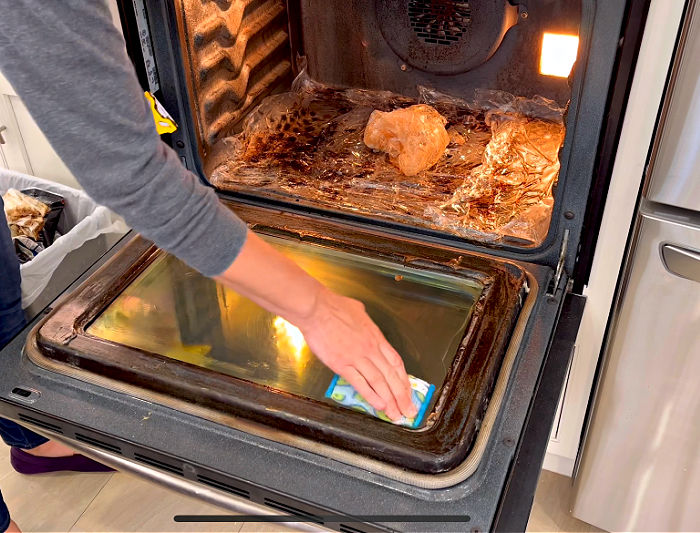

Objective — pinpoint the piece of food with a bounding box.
[363,104,450,176]
[2,188,50,241]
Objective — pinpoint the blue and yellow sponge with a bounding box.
[325,374,435,429]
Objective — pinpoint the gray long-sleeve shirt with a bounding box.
[0,0,248,276]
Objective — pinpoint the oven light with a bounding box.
[540,32,579,78]
[273,316,307,361]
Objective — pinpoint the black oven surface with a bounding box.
[29,202,527,476]
[0,231,563,532]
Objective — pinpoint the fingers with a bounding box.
[376,331,404,368]
[366,321,416,419]
[306,292,419,422]
[368,323,410,380]
[340,367,387,413]
[377,341,418,419]
[352,357,403,421]
[377,337,408,375]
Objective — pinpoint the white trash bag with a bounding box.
[1,169,128,308]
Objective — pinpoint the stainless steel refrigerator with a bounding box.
[573,2,700,531]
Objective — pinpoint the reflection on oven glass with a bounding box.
[87,235,482,410]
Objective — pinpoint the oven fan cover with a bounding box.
[376,0,520,75]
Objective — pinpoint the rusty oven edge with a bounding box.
[27,201,527,476]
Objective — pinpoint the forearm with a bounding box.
[214,231,326,325]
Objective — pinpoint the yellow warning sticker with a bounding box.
[145,91,177,134]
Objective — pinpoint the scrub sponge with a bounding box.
[325,375,435,429]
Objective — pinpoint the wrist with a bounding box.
[287,283,330,331]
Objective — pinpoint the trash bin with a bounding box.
[1,169,128,317]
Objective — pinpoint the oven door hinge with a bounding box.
[548,228,570,296]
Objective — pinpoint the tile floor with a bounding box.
[0,441,601,532]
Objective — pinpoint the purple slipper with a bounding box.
[10,447,115,474]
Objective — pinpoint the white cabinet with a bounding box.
[0,72,80,188]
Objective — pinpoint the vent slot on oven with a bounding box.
[408,0,471,45]
[176,0,293,146]
[196,474,251,499]
[133,453,184,476]
[263,498,324,524]
[74,433,123,454]
[18,414,63,434]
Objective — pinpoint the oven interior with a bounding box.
[173,0,582,248]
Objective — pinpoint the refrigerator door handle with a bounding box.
[661,243,700,282]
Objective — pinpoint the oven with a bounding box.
[0,1,649,531]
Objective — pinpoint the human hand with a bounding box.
[294,288,418,421]
[215,231,417,420]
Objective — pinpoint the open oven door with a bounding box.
[0,0,653,530]
[0,228,583,533]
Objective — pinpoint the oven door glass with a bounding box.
[86,235,482,409]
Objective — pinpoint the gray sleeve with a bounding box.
[0,0,248,277]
